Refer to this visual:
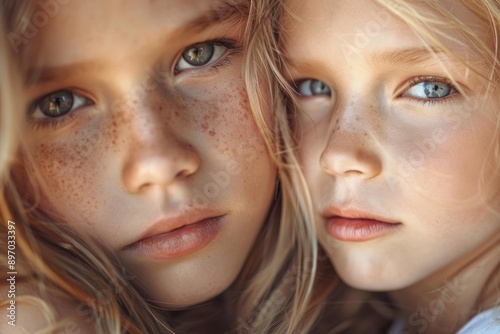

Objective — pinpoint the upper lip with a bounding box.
[321,205,400,224]
[123,208,223,249]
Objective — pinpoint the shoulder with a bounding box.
[0,280,95,334]
[458,307,500,334]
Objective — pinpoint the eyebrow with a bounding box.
[185,0,249,32]
[25,61,105,86]
[26,0,249,85]
[370,47,448,66]
[286,47,463,74]
[370,47,484,70]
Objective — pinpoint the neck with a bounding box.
[389,234,500,334]
[167,293,232,332]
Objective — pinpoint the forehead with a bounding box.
[24,0,246,66]
[282,0,487,61]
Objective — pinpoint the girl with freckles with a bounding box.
[266,0,500,332]
[0,0,318,333]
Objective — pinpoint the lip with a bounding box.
[322,206,401,242]
[123,211,224,260]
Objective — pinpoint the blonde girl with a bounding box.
[276,0,500,333]
[2,0,316,333]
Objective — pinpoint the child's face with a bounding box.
[20,0,276,307]
[283,0,500,290]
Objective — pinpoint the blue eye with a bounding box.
[33,90,93,118]
[296,79,331,97]
[404,81,453,99]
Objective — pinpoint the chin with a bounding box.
[138,264,240,309]
[143,282,227,309]
[337,271,405,291]
[330,256,417,292]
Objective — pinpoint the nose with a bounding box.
[122,106,201,193]
[320,115,382,180]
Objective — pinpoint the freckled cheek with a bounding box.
[192,84,264,151]
[195,84,275,186]
[27,131,110,226]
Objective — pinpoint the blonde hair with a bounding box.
[1,0,319,333]
[219,0,319,332]
[238,0,336,332]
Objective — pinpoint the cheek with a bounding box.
[25,121,110,225]
[189,80,276,203]
[191,80,268,161]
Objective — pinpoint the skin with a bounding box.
[19,0,275,309]
[283,0,500,331]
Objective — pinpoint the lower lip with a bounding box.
[125,217,223,260]
[326,217,400,242]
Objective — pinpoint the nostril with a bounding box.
[176,168,192,180]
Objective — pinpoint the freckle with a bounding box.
[175,111,179,117]
[364,132,367,136]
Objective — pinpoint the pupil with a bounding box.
[424,82,449,98]
[311,80,330,95]
[183,43,214,66]
[40,91,74,117]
